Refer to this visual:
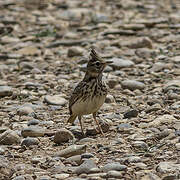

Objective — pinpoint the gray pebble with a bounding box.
[21,126,45,137]
[109,58,134,70]
[21,137,39,147]
[44,95,67,106]
[132,141,149,150]
[0,86,13,97]
[17,106,34,116]
[124,109,138,118]
[0,130,20,145]
[27,119,40,126]
[54,128,75,144]
[121,80,145,91]
[117,123,132,133]
[74,159,97,175]
[156,162,180,173]
[106,170,123,178]
[102,162,127,172]
[67,47,84,57]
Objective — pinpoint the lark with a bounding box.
[67,49,112,136]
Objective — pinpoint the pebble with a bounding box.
[141,173,161,180]
[21,137,39,147]
[12,176,25,180]
[67,47,84,57]
[54,128,75,144]
[124,37,153,49]
[44,95,67,106]
[79,138,97,144]
[117,123,132,133]
[127,156,141,163]
[0,130,20,145]
[156,162,180,173]
[66,155,82,165]
[132,141,149,150]
[134,162,147,170]
[106,170,123,178]
[27,119,40,126]
[149,115,177,127]
[121,80,145,91]
[74,159,97,175]
[21,126,45,137]
[102,162,127,172]
[109,58,134,70]
[17,106,34,116]
[105,94,115,103]
[55,144,86,158]
[81,153,94,159]
[175,143,180,150]
[124,109,138,119]
[0,147,5,155]
[0,86,13,97]
[135,48,156,58]
[54,173,70,179]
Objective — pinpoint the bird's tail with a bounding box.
[67,115,77,124]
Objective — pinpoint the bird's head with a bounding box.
[86,49,112,77]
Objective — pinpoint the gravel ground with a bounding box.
[0,0,180,179]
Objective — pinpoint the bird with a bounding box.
[67,48,112,136]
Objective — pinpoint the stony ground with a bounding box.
[0,0,180,179]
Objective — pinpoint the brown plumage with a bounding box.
[67,49,112,136]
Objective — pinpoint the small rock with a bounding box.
[106,170,123,178]
[107,79,119,89]
[121,80,145,91]
[124,37,153,49]
[21,137,39,147]
[0,86,13,97]
[67,47,84,57]
[0,130,20,145]
[151,62,172,72]
[134,162,147,170]
[17,46,41,56]
[55,144,86,158]
[44,95,67,106]
[66,155,82,165]
[102,162,127,172]
[175,143,180,150]
[105,94,115,103]
[54,128,75,144]
[145,104,161,113]
[54,173,70,179]
[79,137,97,144]
[21,126,45,137]
[81,153,94,159]
[17,106,34,116]
[74,159,97,175]
[149,115,177,127]
[109,58,134,70]
[27,119,40,126]
[135,48,156,58]
[117,123,132,133]
[127,156,141,163]
[12,176,25,180]
[124,109,138,118]
[0,146,5,155]
[141,173,161,180]
[132,141,149,150]
[156,162,180,173]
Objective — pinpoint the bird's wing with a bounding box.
[69,81,86,114]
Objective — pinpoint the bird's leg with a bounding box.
[93,112,105,136]
[78,116,85,136]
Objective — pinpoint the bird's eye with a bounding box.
[95,61,100,66]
